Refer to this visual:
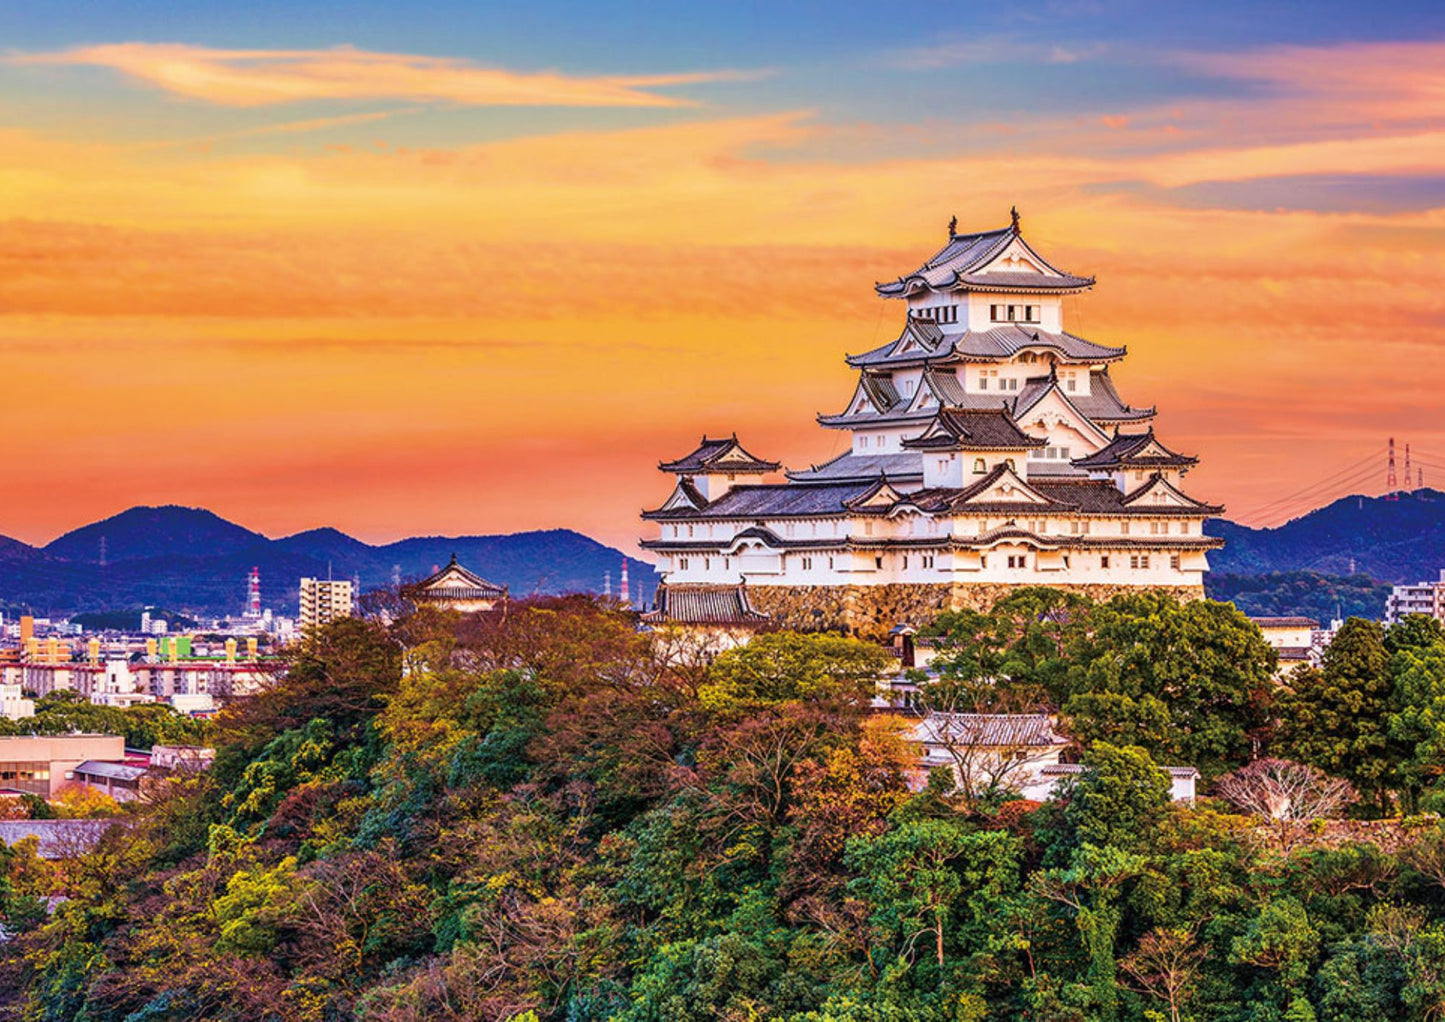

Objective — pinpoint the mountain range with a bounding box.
[1,489,1439,619]
[1205,488,1445,584]
[0,506,659,617]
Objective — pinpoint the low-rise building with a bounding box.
[1250,616,1320,678]
[0,734,125,798]
[1020,763,1199,803]
[641,583,773,654]
[403,555,507,613]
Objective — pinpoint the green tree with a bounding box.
[1060,742,1171,853]
[701,633,890,713]
[1278,618,1395,812]
[1060,594,1274,779]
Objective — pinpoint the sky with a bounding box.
[2,0,1445,552]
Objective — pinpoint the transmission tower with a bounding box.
[1387,437,1399,500]
[1406,444,1413,492]
[243,567,262,620]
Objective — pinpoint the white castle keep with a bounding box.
[641,211,1222,637]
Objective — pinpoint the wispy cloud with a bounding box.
[13,43,762,108]
[883,35,1111,70]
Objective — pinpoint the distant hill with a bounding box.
[1204,571,1392,623]
[45,505,270,563]
[1,506,658,618]
[1207,488,1445,584]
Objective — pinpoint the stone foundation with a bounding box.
[745,582,1206,641]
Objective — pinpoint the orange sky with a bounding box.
[2,31,1444,551]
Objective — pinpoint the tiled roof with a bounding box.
[642,585,770,626]
[913,713,1066,747]
[1073,429,1196,469]
[660,435,781,474]
[1012,370,1154,425]
[406,554,506,599]
[1039,763,1199,779]
[848,324,1125,368]
[645,480,880,520]
[0,820,120,859]
[787,451,925,484]
[75,760,148,782]
[902,409,1047,451]
[876,224,1093,297]
[1250,617,1320,629]
[1073,372,1156,422]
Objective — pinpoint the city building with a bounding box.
[0,734,125,798]
[298,577,354,634]
[642,211,1223,637]
[1386,570,1445,624]
[402,555,507,613]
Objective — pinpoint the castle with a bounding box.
[641,211,1222,638]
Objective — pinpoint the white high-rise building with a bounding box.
[641,210,1223,637]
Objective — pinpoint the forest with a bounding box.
[4,589,1445,1020]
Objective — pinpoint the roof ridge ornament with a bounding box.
[1010,206,1021,235]
[948,215,957,238]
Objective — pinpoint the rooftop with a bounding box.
[876,215,1095,299]
[642,585,770,626]
[847,323,1125,369]
[660,434,781,475]
[901,408,1048,451]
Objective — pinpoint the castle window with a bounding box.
[902,555,909,569]
[1170,554,1181,570]
[704,557,710,570]
[875,556,883,569]
[687,525,694,537]
[864,521,874,535]
[828,556,835,569]
[979,377,988,390]
[980,554,988,568]
[1120,521,1130,535]
[973,458,986,474]
[1101,555,1110,568]
[802,556,813,570]
[1066,378,1076,392]
[679,557,689,570]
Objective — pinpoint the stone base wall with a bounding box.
[745,582,1206,641]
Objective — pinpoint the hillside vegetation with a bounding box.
[6,592,1445,1019]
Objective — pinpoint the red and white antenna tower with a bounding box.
[1387,437,1399,499]
[620,559,630,606]
[244,567,262,620]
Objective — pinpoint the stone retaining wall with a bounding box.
[745,582,1206,641]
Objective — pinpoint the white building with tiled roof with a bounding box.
[640,211,1224,636]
